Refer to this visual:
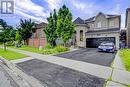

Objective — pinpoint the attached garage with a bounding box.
[86,37,115,48]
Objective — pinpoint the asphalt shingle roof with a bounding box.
[73,17,85,24]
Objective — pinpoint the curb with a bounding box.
[0,56,45,87]
[112,51,125,70]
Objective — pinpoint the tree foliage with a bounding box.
[57,5,75,45]
[18,19,36,45]
[15,31,22,47]
[0,19,14,50]
[44,9,58,47]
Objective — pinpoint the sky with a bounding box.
[0,0,130,28]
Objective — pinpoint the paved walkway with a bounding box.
[3,47,130,86]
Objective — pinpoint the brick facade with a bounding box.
[28,38,46,48]
[27,22,48,48]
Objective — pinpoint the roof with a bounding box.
[85,12,120,23]
[86,28,120,34]
[73,17,85,24]
[85,16,95,23]
[36,22,48,29]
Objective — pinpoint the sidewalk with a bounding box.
[112,51,130,85]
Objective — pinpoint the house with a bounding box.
[126,8,130,47]
[27,22,48,48]
[120,29,127,46]
[74,12,120,50]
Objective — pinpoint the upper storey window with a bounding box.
[109,19,115,27]
[97,22,101,28]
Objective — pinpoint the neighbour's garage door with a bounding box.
[86,37,115,48]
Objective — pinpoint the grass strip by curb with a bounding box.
[119,49,130,72]
[0,48,27,60]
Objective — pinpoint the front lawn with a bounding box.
[0,48,27,60]
[9,45,69,55]
[119,49,130,71]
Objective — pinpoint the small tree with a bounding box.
[19,19,36,45]
[0,19,12,50]
[57,5,75,46]
[15,31,22,47]
[44,9,58,47]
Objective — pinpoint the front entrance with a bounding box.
[86,37,115,48]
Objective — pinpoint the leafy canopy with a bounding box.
[57,5,75,44]
[18,19,36,42]
[44,9,58,46]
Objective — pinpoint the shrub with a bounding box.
[44,43,53,49]
[41,49,58,54]
[54,45,69,52]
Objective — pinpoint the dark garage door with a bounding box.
[86,37,115,48]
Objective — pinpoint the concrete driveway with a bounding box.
[17,59,105,87]
[55,48,116,66]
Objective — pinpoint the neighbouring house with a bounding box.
[120,29,127,47]
[126,8,130,48]
[74,12,121,50]
[27,22,48,48]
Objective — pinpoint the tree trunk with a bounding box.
[53,41,56,47]
[3,42,6,51]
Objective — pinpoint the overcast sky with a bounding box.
[0,0,130,28]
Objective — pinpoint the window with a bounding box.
[80,30,83,41]
[97,22,101,28]
[109,20,115,27]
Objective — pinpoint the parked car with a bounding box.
[98,42,115,52]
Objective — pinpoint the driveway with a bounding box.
[55,48,116,66]
[17,59,105,87]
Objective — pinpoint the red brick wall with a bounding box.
[28,38,47,48]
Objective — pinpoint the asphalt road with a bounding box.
[17,59,105,87]
[55,48,116,66]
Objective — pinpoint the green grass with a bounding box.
[9,45,69,55]
[10,45,44,53]
[119,49,130,71]
[0,48,27,60]
[127,85,130,87]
